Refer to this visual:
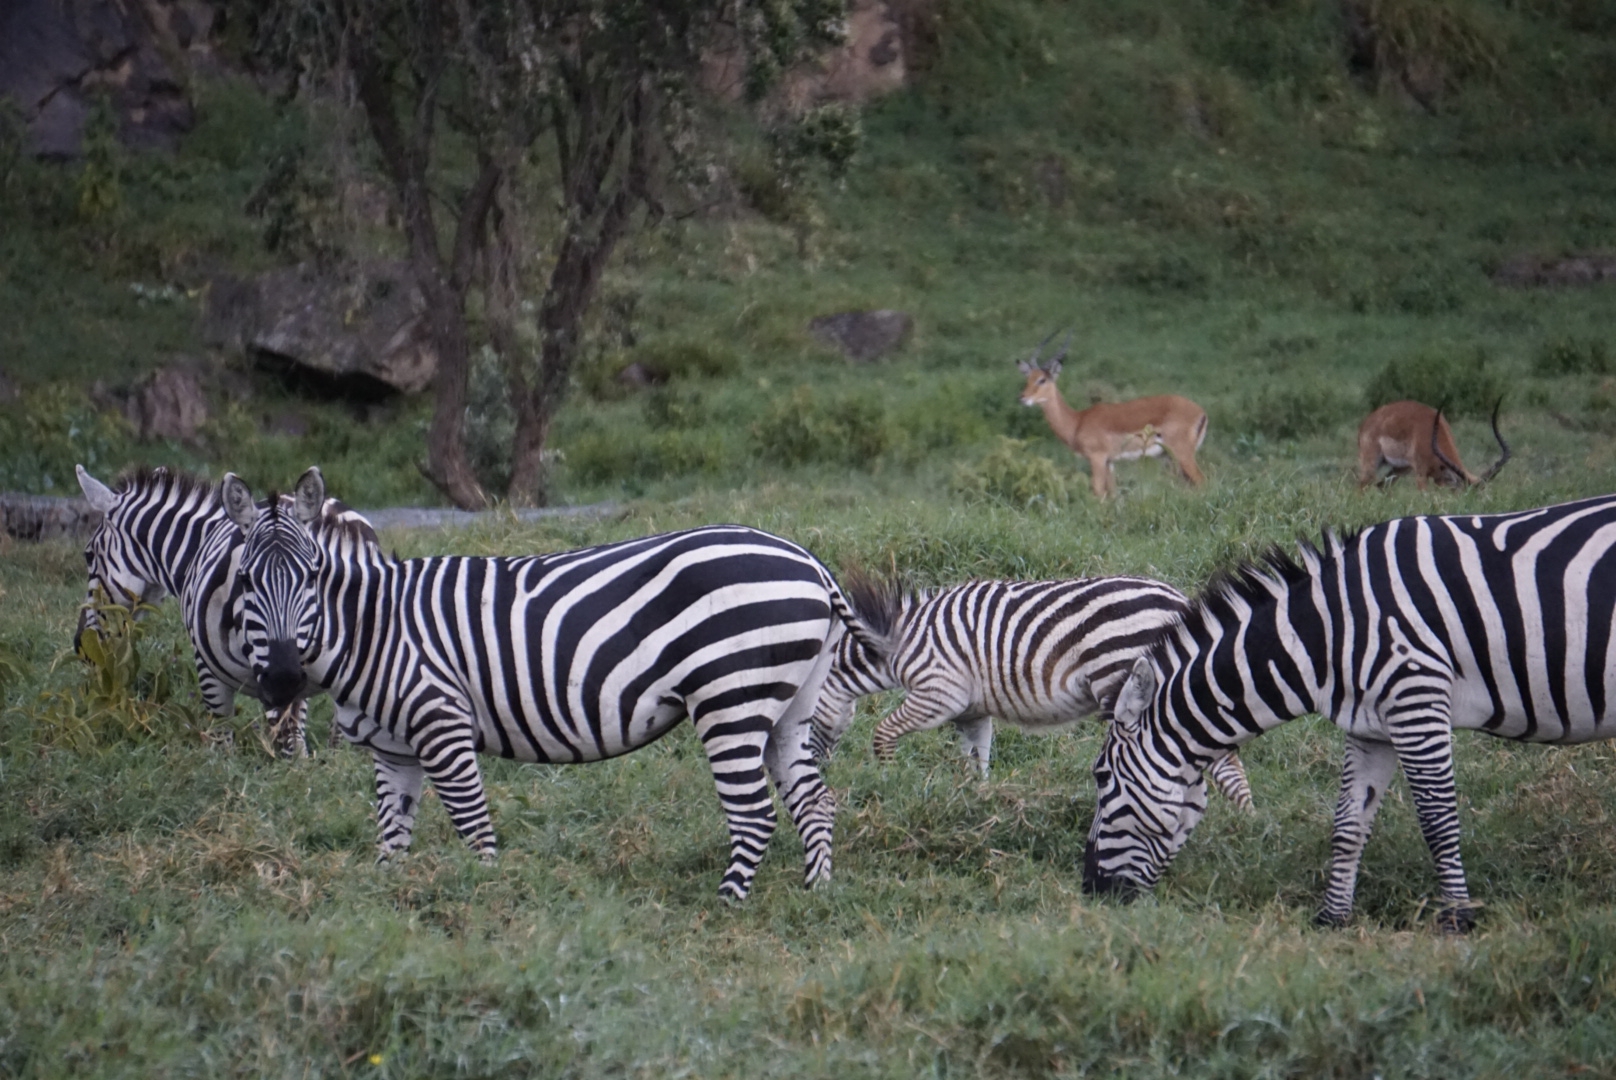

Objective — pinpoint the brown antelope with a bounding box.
[1017,335,1208,500]
[1355,399,1510,491]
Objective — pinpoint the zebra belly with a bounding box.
[470,693,688,764]
[979,681,1101,732]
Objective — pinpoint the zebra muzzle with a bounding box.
[1081,842,1146,900]
[257,639,308,709]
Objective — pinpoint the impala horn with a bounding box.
[1477,397,1511,484]
[1020,328,1060,373]
[1428,402,1469,486]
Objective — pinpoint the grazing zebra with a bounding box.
[810,578,1253,808]
[74,464,374,756]
[1083,494,1616,931]
[222,468,889,902]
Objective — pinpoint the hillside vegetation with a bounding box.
[4,0,1616,1076]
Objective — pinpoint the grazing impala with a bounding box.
[1017,335,1208,500]
[1355,399,1509,491]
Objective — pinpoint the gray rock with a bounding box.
[124,364,208,443]
[0,493,101,541]
[807,309,913,363]
[203,262,437,395]
[1493,252,1616,289]
[0,0,200,159]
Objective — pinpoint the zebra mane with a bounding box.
[1151,538,1325,663]
[113,464,215,504]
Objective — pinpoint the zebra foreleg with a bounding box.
[955,716,993,779]
[764,713,835,891]
[696,713,776,902]
[267,699,310,759]
[1206,753,1254,811]
[809,695,855,764]
[1317,735,1398,927]
[1388,709,1475,932]
[372,751,426,862]
[413,719,498,862]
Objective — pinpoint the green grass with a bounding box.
[5,0,1616,1072]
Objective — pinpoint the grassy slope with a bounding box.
[6,0,1616,1075]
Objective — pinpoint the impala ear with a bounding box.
[1046,358,1063,379]
[292,467,326,525]
[1112,655,1156,733]
[76,465,118,513]
[1017,359,1034,375]
[221,473,258,530]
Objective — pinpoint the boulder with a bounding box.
[124,364,209,443]
[807,309,913,363]
[702,0,913,109]
[0,493,100,541]
[0,0,207,159]
[203,262,437,396]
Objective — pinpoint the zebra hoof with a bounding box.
[717,876,750,905]
[1312,908,1351,929]
[1436,904,1479,935]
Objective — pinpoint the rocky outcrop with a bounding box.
[808,309,913,362]
[703,0,916,110]
[0,0,214,158]
[0,493,102,541]
[203,262,437,396]
[122,364,210,443]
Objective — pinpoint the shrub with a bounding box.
[752,386,891,467]
[951,436,1073,509]
[1232,384,1356,441]
[36,593,206,752]
[1533,335,1611,376]
[1363,345,1507,418]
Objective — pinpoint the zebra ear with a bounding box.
[77,465,118,513]
[221,473,259,530]
[292,467,326,525]
[1113,655,1156,733]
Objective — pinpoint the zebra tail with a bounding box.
[828,564,903,662]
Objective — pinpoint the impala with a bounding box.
[1017,335,1208,500]
[1355,399,1509,491]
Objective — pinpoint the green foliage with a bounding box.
[1533,335,1611,376]
[75,98,124,224]
[1233,383,1358,441]
[1364,345,1509,417]
[951,436,1073,508]
[35,594,205,752]
[0,384,135,493]
[752,385,891,467]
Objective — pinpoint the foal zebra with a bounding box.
[223,468,889,901]
[1083,494,1616,931]
[811,578,1253,808]
[74,465,374,756]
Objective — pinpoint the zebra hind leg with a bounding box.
[372,751,426,862]
[871,689,970,764]
[764,711,835,891]
[954,716,993,779]
[696,712,777,902]
[1207,752,1254,811]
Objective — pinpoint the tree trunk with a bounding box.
[418,269,488,510]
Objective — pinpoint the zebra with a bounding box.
[1082,493,1616,932]
[810,577,1253,808]
[74,464,374,756]
[221,467,890,902]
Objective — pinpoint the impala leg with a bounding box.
[1169,441,1205,486]
[1083,454,1111,500]
[1317,734,1398,928]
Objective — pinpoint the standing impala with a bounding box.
[1017,335,1208,500]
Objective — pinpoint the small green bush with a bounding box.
[951,436,1073,509]
[1533,335,1611,376]
[1363,345,1507,418]
[752,386,891,467]
[1232,384,1356,441]
[0,384,135,494]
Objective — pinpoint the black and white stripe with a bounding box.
[811,578,1252,806]
[74,464,371,756]
[223,468,888,901]
[1083,494,1616,930]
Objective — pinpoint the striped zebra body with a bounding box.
[74,465,373,756]
[811,578,1252,807]
[1083,494,1616,930]
[223,468,887,901]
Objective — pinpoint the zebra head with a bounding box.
[1082,654,1208,898]
[75,465,170,653]
[222,468,327,710]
